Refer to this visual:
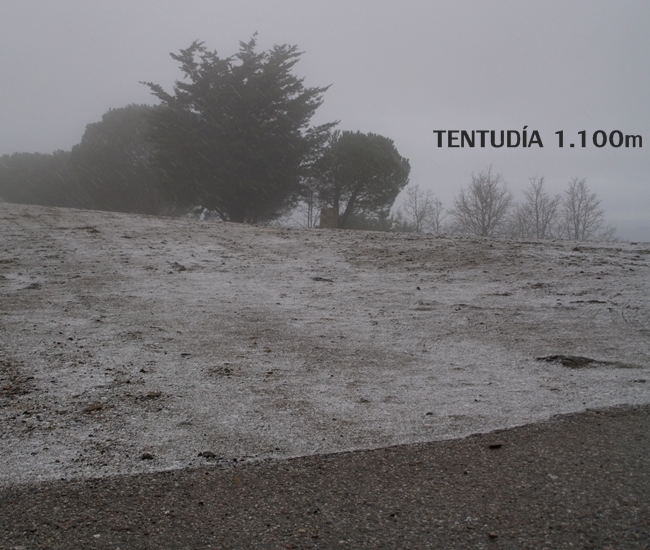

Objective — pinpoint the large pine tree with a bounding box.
[312,131,410,228]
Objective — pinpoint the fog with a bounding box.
[1,1,648,239]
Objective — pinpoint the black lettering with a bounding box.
[461,131,475,147]
[528,130,543,147]
[609,131,623,148]
[477,130,489,147]
[491,130,504,148]
[593,130,607,147]
[448,130,459,147]
[432,130,446,147]
[626,134,642,147]
[507,130,521,147]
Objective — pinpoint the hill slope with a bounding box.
[1,203,648,485]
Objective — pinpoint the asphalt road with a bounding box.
[1,404,648,549]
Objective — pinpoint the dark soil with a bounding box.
[1,404,648,549]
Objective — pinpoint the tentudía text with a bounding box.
[433,129,643,148]
[433,129,542,148]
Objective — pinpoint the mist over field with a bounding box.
[0,1,648,240]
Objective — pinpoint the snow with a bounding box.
[0,203,648,486]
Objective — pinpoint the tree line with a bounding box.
[0,37,409,228]
[392,166,616,241]
[0,36,615,241]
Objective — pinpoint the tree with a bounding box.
[0,105,164,214]
[560,177,616,241]
[343,210,394,231]
[311,130,410,229]
[143,37,335,223]
[70,104,163,214]
[510,176,560,239]
[449,166,512,236]
[294,176,322,228]
[396,184,446,233]
[0,150,77,207]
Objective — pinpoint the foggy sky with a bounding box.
[1,1,648,239]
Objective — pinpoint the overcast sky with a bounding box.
[1,1,648,239]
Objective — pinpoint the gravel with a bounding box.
[1,404,648,549]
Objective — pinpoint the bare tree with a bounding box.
[427,196,447,235]
[295,177,322,228]
[561,178,616,241]
[511,176,560,239]
[397,184,447,233]
[508,202,533,239]
[449,166,513,236]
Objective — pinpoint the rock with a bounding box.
[488,441,504,449]
[141,453,154,460]
[536,355,596,368]
[82,403,103,413]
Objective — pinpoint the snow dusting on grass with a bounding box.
[1,203,648,485]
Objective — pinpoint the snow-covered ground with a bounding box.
[1,203,648,486]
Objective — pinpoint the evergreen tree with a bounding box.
[70,104,163,214]
[311,131,410,229]
[143,37,335,222]
[0,150,76,207]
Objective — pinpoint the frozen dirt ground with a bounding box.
[0,203,648,486]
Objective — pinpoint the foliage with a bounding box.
[70,104,163,214]
[143,37,335,223]
[0,150,77,207]
[0,105,163,214]
[343,210,394,231]
[449,166,513,237]
[311,130,410,229]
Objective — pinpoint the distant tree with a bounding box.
[0,106,164,213]
[70,104,163,214]
[143,37,335,223]
[395,184,446,234]
[0,150,77,207]
[389,209,412,232]
[560,178,616,241]
[344,210,394,231]
[311,130,410,229]
[449,166,512,236]
[510,176,560,239]
[293,177,322,228]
